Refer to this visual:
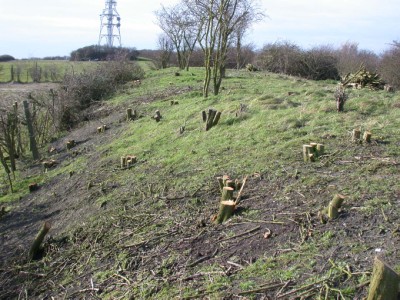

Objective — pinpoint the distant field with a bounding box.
[0,60,100,83]
[0,59,155,83]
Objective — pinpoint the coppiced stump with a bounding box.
[367,257,399,300]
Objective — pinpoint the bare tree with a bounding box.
[155,4,198,70]
[336,42,378,76]
[157,34,174,69]
[184,0,263,97]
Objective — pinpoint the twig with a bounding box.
[219,226,261,242]
[275,280,293,297]
[241,218,286,225]
[277,278,327,299]
[182,271,226,281]
[69,288,99,297]
[227,261,244,269]
[113,273,131,285]
[238,282,286,295]
[187,248,218,268]
[19,271,46,278]
[235,176,248,205]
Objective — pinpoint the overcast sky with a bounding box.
[0,0,399,59]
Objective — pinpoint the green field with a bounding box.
[0,60,102,83]
[0,66,399,299]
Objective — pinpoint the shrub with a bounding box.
[256,42,339,80]
[335,42,379,76]
[256,41,303,75]
[379,42,400,89]
[56,60,144,129]
[0,55,15,62]
[299,46,340,81]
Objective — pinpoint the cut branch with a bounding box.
[29,222,51,260]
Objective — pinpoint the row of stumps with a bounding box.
[352,128,372,143]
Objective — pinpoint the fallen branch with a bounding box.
[219,226,260,242]
[187,248,218,268]
[183,271,226,281]
[277,278,327,299]
[238,282,286,296]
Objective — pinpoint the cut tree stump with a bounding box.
[66,140,76,150]
[28,183,39,193]
[367,257,399,300]
[364,131,372,143]
[352,129,361,143]
[215,200,236,224]
[121,155,137,168]
[303,142,324,162]
[153,110,162,122]
[126,108,137,121]
[29,222,51,260]
[203,108,222,131]
[328,194,345,220]
[303,145,312,162]
[97,124,107,133]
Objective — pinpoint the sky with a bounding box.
[0,0,399,59]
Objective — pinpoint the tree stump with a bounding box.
[203,109,222,131]
[153,110,162,122]
[367,257,399,300]
[303,143,324,162]
[29,222,51,260]
[317,144,324,156]
[328,194,345,220]
[352,129,361,143]
[303,145,313,162]
[66,140,76,150]
[215,200,236,224]
[126,108,136,121]
[202,110,207,122]
[28,183,39,192]
[120,156,127,169]
[121,155,137,168]
[363,131,372,143]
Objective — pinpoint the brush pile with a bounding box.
[342,66,385,90]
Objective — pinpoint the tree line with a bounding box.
[154,1,400,92]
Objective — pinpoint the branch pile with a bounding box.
[342,66,385,90]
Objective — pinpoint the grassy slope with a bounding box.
[1,67,399,299]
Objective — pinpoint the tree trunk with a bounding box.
[23,100,40,160]
[367,257,399,300]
